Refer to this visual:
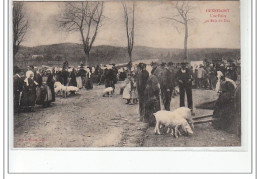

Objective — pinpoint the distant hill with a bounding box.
[14,43,240,67]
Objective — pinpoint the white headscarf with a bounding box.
[24,71,34,86]
[24,70,38,86]
[216,71,236,92]
[26,70,34,79]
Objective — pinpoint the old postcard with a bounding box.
[7,0,255,174]
[11,0,242,148]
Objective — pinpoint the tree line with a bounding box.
[13,1,195,65]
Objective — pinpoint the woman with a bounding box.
[47,70,55,102]
[61,67,69,86]
[122,74,131,104]
[212,75,236,131]
[36,70,53,107]
[143,74,161,126]
[85,68,93,90]
[130,74,138,104]
[20,71,38,112]
[69,68,77,87]
[77,65,86,88]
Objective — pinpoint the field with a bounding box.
[13,82,241,148]
[15,43,240,67]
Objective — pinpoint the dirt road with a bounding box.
[13,82,240,148]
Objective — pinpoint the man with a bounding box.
[167,62,176,97]
[208,64,217,90]
[136,63,149,121]
[176,62,194,115]
[152,63,173,111]
[13,66,23,113]
[197,64,205,88]
[104,66,115,89]
[144,73,161,126]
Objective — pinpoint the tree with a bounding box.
[122,2,135,64]
[13,2,29,62]
[163,1,195,61]
[59,2,104,65]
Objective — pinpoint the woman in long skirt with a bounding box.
[130,76,138,104]
[122,74,131,104]
[20,71,38,112]
[36,71,53,107]
[69,68,77,87]
[76,66,86,89]
[212,76,236,131]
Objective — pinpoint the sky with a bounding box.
[20,1,240,49]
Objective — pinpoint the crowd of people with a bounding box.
[119,60,240,130]
[13,61,121,113]
[13,59,241,135]
[192,62,239,90]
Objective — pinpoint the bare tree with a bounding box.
[13,2,29,61]
[163,1,195,61]
[59,2,104,65]
[122,2,135,64]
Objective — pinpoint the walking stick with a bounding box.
[98,74,103,85]
[158,84,165,110]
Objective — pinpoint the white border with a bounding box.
[4,0,255,174]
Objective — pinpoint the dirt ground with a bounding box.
[13,82,241,148]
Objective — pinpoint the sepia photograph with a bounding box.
[12,0,241,148]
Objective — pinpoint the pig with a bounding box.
[103,87,114,97]
[153,110,193,138]
[173,107,194,129]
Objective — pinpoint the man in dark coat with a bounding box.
[136,63,149,121]
[167,62,177,97]
[13,66,23,113]
[104,68,115,89]
[152,63,173,111]
[144,74,161,126]
[176,62,194,114]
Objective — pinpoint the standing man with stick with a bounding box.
[176,62,195,115]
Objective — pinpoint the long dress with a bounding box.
[47,74,55,102]
[20,78,37,111]
[77,69,86,88]
[36,76,53,106]
[76,76,83,89]
[212,80,236,131]
[130,79,138,100]
[123,79,131,100]
[69,71,77,87]
[144,74,161,126]
[85,72,93,90]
